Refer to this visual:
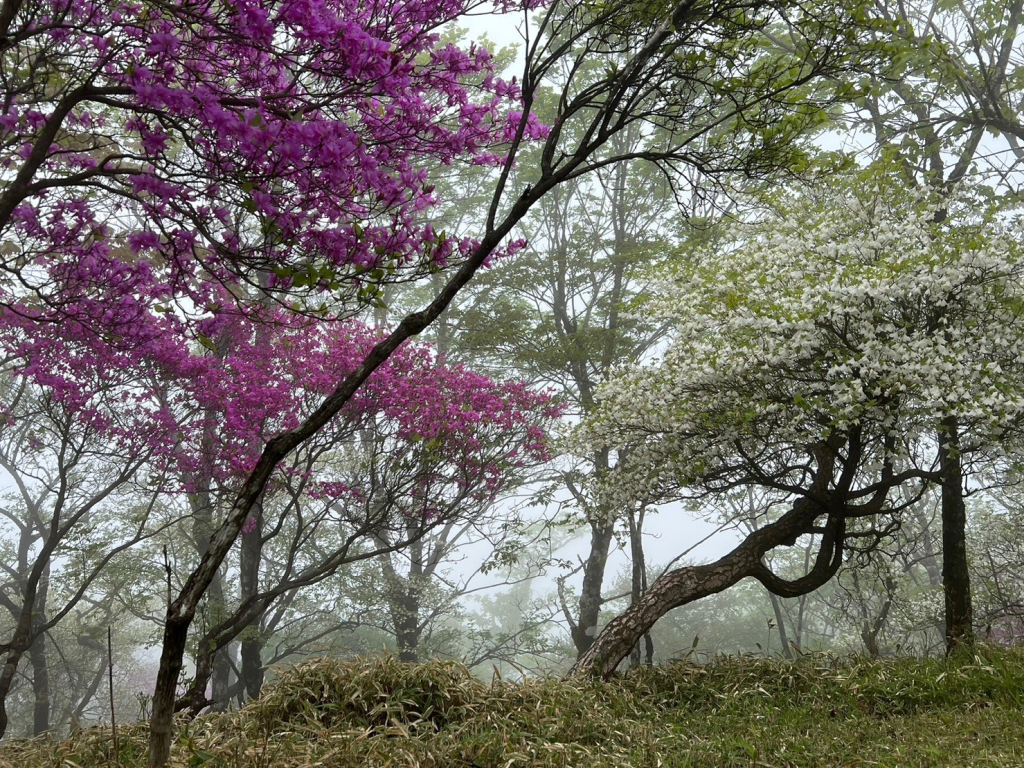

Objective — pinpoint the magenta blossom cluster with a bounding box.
[6,295,560,516]
[0,0,554,498]
[1,0,547,380]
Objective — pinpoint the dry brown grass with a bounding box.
[3,649,1023,767]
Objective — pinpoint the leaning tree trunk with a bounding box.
[572,476,847,679]
[938,416,974,652]
[573,545,765,678]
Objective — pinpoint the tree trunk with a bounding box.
[938,417,974,652]
[627,506,654,667]
[29,631,49,734]
[574,552,763,677]
[29,568,50,735]
[188,487,229,713]
[148,612,191,767]
[913,508,943,588]
[240,638,263,701]
[386,540,424,663]
[70,636,109,729]
[766,591,794,660]
[238,499,264,700]
[573,480,846,678]
[574,517,615,656]
[0,564,47,738]
[860,596,892,659]
[641,552,654,666]
[0,646,25,738]
[210,643,231,713]
[394,591,423,663]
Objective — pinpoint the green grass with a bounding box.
[4,648,1024,767]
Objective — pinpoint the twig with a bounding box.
[163,545,172,609]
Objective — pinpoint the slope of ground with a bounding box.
[2,649,1023,767]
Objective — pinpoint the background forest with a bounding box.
[1,0,1024,765]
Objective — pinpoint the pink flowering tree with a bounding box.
[0,295,558,729]
[166,320,559,713]
[1,0,538,756]
[0,0,866,762]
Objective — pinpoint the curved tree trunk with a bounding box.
[572,520,846,677]
[572,445,851,679]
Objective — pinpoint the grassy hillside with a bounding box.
[3,649,1024,767]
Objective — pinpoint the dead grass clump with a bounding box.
[249,654,486,734]
[0,719,150,768]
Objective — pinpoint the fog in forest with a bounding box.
[1,2,1024,766]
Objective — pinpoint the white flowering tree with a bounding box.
[571,169,1024,677]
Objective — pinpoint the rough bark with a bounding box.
[938,416,974,652]
[572,439,852,679]
[382,537,425,663]
[148,610,191,766]
[393,593,423,663]
[574,551,761,678]
[573,508,846,678]
[573,516,615,656]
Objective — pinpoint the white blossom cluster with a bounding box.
[575,174,1024,509]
